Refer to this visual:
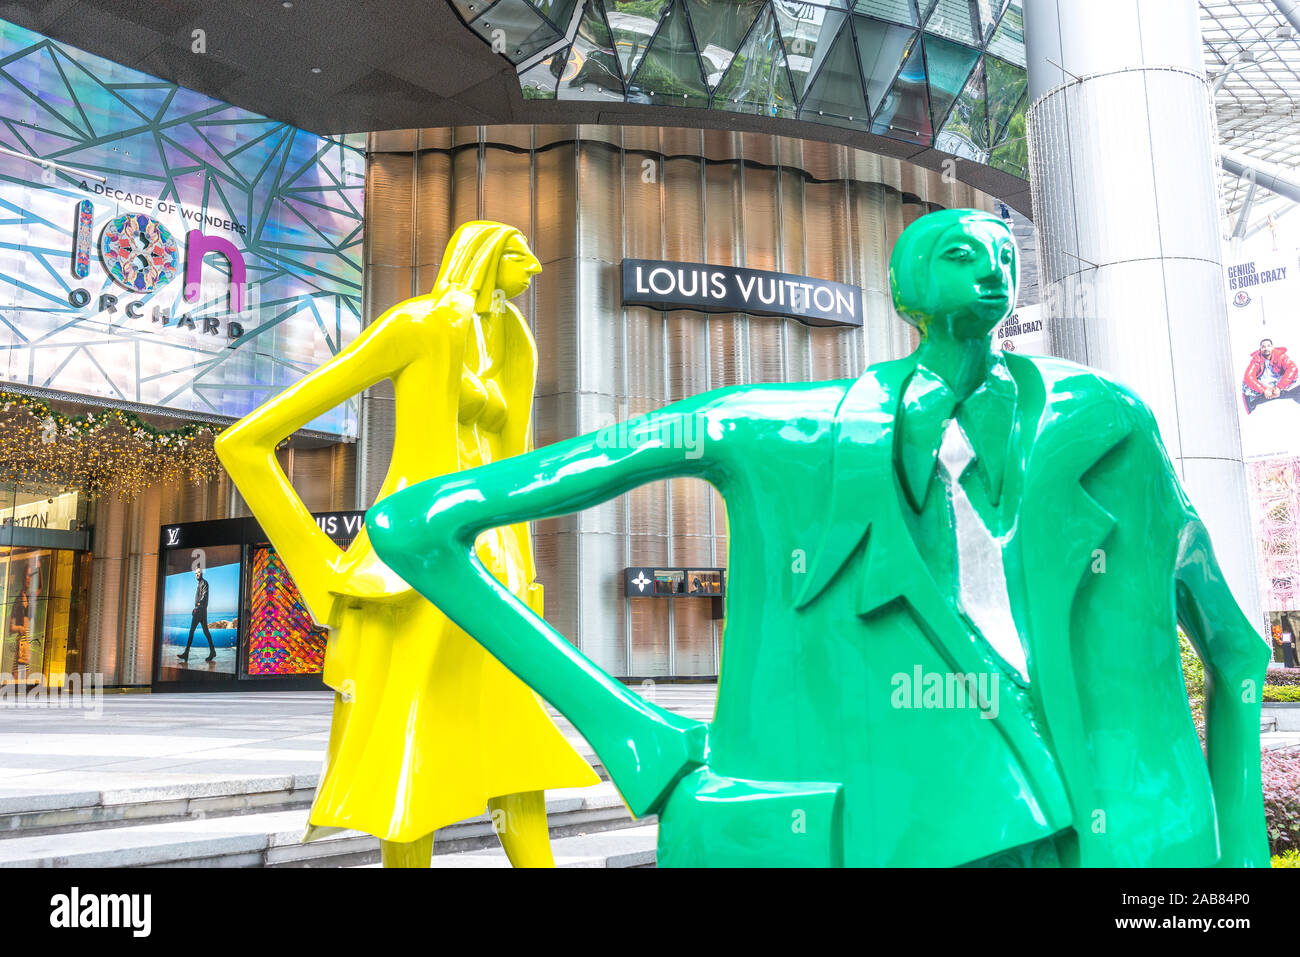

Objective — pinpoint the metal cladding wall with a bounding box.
[364,124,995,678]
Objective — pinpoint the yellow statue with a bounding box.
[214,222,599,867]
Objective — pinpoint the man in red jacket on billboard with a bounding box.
[1243,338,1300,412]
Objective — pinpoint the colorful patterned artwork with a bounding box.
[245,544,326,676]
[99,213,179,294]
[0,19,364,437]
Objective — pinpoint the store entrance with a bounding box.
[0,487,93,687]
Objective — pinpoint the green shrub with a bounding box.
[1265,685,1300,702]
[1266,667,1300,686]
[1274,849,1300,867]
[1264,748,1300,855]
[1180,634,1205,741]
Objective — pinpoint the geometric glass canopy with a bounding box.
[1201,0,1300,238]
[449,0,1029,179]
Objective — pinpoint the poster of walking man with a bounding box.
[156,544,240,681]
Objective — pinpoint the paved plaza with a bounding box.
[0,683,717,867]
[0,684,716,805]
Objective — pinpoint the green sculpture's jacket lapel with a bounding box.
[1008,354,1135,862]
[796,353,1139,841]
[794,358,910,606]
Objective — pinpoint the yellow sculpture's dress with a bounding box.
[307,303,597,842]
[215,224,598,847]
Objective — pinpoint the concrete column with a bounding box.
[1023,0,1263,628]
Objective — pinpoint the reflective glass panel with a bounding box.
[852,0,916,25]
[799,21,868,125]
[471,0,562,63]
[558,1,625,100]
[520,46,566,98]
[973,0,1010,43]
[774,0,849,101]
[628,0,709,108]
[923,32,980,130]
[989,91,1026,176]
[872,31,931,143]
[715,6,798,117]
[687,0,765,88]
[452,0,498,22]
[936,55,987,159]
[854,17,917,114]
[985,54,1026,142]
[608,0,670,81]
[530,0,582,28]
[923,0,976,45]
[986,2,1024,66]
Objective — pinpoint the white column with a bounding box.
[1024,0,1263,627]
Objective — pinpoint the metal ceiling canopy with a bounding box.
[1202,0,1300,235]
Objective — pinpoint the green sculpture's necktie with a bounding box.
[936,417,1029,683]
[897,361,1017,513]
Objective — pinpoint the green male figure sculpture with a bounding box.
[367,209,1270,867]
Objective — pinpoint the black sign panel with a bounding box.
[159,511,364,552]
[622,259,862,328]
[625,566,726,598]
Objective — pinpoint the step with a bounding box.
[0,782,636,868]
[351,824,659,868]
[0,773,317,837]
[269,783,639,867]
[0,746,607,837]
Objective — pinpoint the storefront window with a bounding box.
[154,512,362,687]
[0,485,92,687]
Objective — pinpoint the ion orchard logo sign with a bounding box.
[68,197,249,337]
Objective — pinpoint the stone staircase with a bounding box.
[0,774,656,868]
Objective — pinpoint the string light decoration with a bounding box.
[0,391,224,497]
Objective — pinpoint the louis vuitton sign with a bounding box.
[622,260,862,328]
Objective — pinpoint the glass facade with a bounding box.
[0,486,93,688]
[453,0,1028,177]
[0,18,366,437]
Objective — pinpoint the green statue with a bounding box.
[366,208,1270,867]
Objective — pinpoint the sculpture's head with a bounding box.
[433,221,542,314]
[889,208,1018,344]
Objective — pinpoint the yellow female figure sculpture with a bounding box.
[214,222,599,867]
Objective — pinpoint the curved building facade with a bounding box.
[362,123,996,676]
